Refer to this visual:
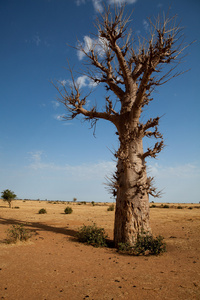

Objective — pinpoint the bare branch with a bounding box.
[146,176,163,198]
[142,141,164,159]
[52,67,118,127]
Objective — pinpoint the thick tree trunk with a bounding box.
[114,118,151,247]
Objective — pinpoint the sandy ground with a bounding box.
[0,199,200,300]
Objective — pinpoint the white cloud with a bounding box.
[25,34,41,46]
[76,75,89,88]
[77,36,94,60]
[92,0,103,13]
[33,34,41,46]
[143,19,149,31]
[28,151,43,167]
[108,0,137,4]
[75,0,137,12]
[54,114,64,121]
[148,162,200,203]
[76,0,86,5]
[51,101,60,109]
[148,163,200,179]
[27,151,116,180]
[60,79,68,86]
[76,75,97,88]
[77,35,108,60]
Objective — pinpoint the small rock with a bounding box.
[193,282,198,287]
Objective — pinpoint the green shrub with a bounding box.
[162,204,169,208]
[150,204,157,208]
[188,207,193,210]
[177,206,183,209]
[38,208,47,214]
[64,206,73,214]
[118,232,166,256]
[91,201,95,206]
[6,224,31,243]
[107,204,115,211]
[77,224,108,247]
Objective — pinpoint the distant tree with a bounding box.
[53,5,190,247]
[1,189,17,208]
[73,197,77,202]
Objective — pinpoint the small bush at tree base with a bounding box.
[64,207,73,214]
[118,232,166,256]
[107,204,115,211]
[6,224,31,243]
[77,224,108,247]
[38,208,47,214]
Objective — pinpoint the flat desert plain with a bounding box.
[0,200,200,300]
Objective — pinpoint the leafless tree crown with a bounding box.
[53,6,188,129]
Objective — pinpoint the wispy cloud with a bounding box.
[148,162,200,202]
[148,162,200,179]
[92,0,104,13]
[77,36,93,60]
[60,79,68,86]
[77,35,108,60]
[76,0,103,13]
[143,19,149,32]
[32,34,41,46]
[54,114,64,121]
[76,0,86,6]
[25,34,41,46]
[75,0,137,13]
[28,150,44,168]
[108,0,137,4]
[51,100,60,109]
[76,75,97,88]
[27,150,116,180]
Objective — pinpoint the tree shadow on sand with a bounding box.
[0,217,78,239]
[0,217,115,248]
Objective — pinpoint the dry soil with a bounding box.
[0,200,200,300]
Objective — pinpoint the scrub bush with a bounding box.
[77,224,108,247]
[107,204,115,211]
[118,232,166,256]
[6,224,31,243]
[64,207,73,214]
[38,208,47,214]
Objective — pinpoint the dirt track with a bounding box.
[0,200,200,299]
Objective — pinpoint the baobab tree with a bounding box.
[54,5,188,246]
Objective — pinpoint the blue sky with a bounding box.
[0,0,199,203]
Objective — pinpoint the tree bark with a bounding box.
[114,114,151,246]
